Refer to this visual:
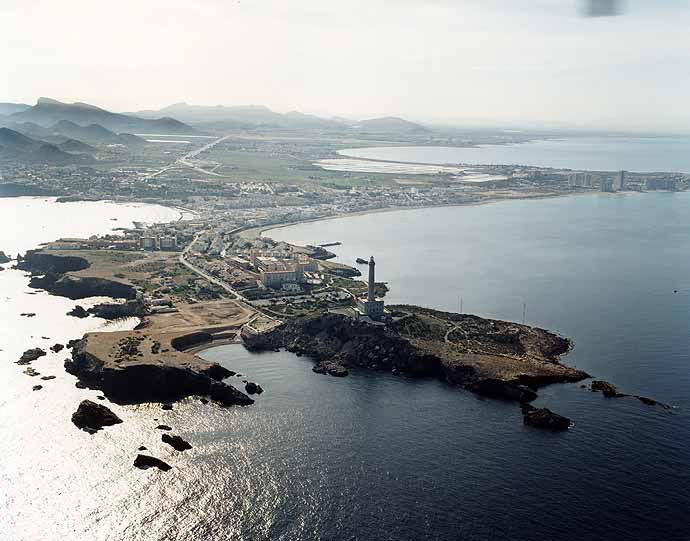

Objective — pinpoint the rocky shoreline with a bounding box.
[242,307,589,427]
[65,331,253,407]
[15,248,670,436]
[16,249,137,300]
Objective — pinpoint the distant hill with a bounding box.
[5,120,146,148]
[358,116,429,133]
[0,127,37,157]
[9,98,198,134]
[51,120,119,143]
[283,111,345,129]
[26,143,87,165]
[6,122,55,140]
[0,127,93,164]
[0,103,31,116]
[116,133,148,146]
[132,102,346,130]
[57,139,97,153]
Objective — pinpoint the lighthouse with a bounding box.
[368,256,376,301]
[356,255,386,322]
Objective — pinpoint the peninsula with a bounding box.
[13,212,672,431]
[16,238,591,429]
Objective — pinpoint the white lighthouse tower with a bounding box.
[356,255,385,321]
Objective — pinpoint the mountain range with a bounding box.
[130,103,347,130]
[0,127,94,164]
[0,97,430,140]
[5,120,147,146]
[2,98,197,134]
[130,102,428,133]
[0,103,30,116]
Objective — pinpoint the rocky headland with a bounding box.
[243,306,588,408]
[65,330,253,407]
[16,250,137,300]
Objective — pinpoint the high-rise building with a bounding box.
[140,237,157,250]
[613,170,626,191]
[600,179,614,192]
[159,236,177,251]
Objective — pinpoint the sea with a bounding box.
[2,189,690,540]
[337,136,690,172]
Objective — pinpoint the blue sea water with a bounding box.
[338,137,690,172]
[257,191,690,539]
[3,194,690,540]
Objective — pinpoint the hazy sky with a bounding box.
[2,0,690,131]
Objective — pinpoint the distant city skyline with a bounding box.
[3,0,690,133]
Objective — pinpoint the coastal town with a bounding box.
[0,100,680,459]
[8,125,683,337]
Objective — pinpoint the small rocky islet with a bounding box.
[71,400,123,434]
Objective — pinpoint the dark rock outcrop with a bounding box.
[0,251,10,264]
[243,312,443,378]
[591,380,625,398]
[50,343,64,353]
[244,381,264,394]
[635,396,672,410]
[67,306,89,318]
[312,361,349,377]
[591,380,671,410]
[133,454,172,472]
[469,379,537,402]
[16,250,89,274]
[17,348,46,365]
[87,300,146,320]
[20,312,36,317]
[71,400,123,433]
[156,424,172,431]
[162,433,192,451]
[521,404,571,430]
[28,274,136,300]
[65,337,253,407]
[16,249,134,300]
[32,385,42,391]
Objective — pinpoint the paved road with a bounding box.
[176,134,230,176]
[179,232,279,322]
[143,134,230,179]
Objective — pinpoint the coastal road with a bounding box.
[143,134,230,179]
[179,231,244,301]
[176,134,231,176]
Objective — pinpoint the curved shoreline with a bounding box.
[242,191,603,240]
[336,142,690,174]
